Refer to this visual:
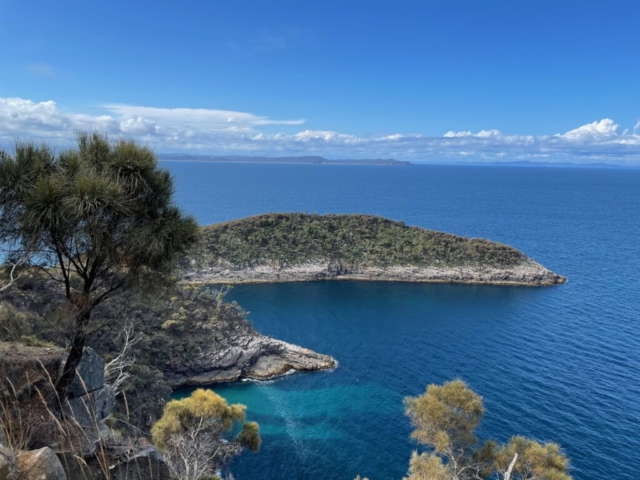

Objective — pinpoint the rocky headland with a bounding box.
[0,281,335,392]
[182,213,566,287]
[166,335,336,387]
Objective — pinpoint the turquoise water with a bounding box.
[167,162,640,480]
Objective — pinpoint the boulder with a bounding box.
[63,385,115,429]
[0,343,66,404]
[16,447,67,480]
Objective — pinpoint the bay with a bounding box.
[167,162,640,480]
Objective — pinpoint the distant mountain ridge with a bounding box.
[160,153,411,166]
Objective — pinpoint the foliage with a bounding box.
[236,420,261,451]
[0,301,32,342]
[492,437,572,480]
[404,452,452,480]
[191,213,528,270]
[152,389,260,479]
[404,380,572,480]
[0,133,198,399]
[151,389,247,449]
[405,379,485,479]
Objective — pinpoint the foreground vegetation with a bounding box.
[0,134,258,478]
[152,389,260,480]
[0,272,255,431]
[0,133,198,400]
[359,380,572,480]
[193,213,530,269]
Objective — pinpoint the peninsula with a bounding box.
[161,153,411,166]
[183,213,566,286]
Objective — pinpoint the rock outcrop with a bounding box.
[163,332,336,387]
[0,342,170,480]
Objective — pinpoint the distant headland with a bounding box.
[161,153,412,166]
[182,213,566,286]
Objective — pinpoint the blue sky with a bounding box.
[0,0,638,163]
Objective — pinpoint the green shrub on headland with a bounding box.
[193,213,528,269]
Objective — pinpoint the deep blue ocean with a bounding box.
[166,162,640,480]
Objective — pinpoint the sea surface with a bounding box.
[166,162,640,480]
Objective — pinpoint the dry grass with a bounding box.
[0,357,151,479]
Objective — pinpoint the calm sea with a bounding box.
[166,162,640,480]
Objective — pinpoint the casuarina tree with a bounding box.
[0,133,198,400]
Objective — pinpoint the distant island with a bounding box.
[182,213,566,286]
[161,153,411,166]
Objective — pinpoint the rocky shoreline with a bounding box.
[163,332,337,388]
[182,258,566,287]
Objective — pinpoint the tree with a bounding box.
[404,380,573,480]
[0,133,198,400]
[491,437,571,480]
[405,379,484,479]
[151,388,261,480]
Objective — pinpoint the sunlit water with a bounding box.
[167,162,640,480]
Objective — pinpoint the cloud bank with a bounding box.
[0,97,638,164]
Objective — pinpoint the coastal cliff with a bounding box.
[1,280,336,392]
[145,290,336,388]
[183,213,566,286]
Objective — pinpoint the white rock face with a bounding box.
[183,258,566,287]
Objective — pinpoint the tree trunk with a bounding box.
[55,310,90,401]
[504,453,518,480]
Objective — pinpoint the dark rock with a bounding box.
[63,385,115,429]
[0,446,17,479]
[69,347,104,398]
[56,451,103,480]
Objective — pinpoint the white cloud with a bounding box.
[119,116,158,135]
[293,130,361,144]
[103,104,305,128]
[560,118,620,141]
[444,129,501,138]
[0,96,638,164]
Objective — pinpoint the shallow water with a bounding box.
[167,162,640,479]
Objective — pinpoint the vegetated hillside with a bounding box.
[0,272,334,432]
[193,213,529,269]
